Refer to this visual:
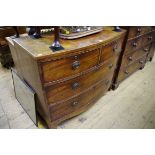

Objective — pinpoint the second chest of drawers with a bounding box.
[112,26,155,89]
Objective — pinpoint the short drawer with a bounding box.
[100,37,123,62]
[128,26,152,39]
[142,31,155,45]
[117,56,146,82]
[46,55,118,105]
[49,78,111,121]
[41,47,100,83]
[121,44,151,69]
[125,37,143,53]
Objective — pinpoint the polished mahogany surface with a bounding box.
[7,27,126,128]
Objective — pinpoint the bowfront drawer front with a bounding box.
[46,55,118,105]
[41,48,100,83]
[125,37,143,53]
[100,38,123,62]
[49,78,111,121]
[142,31,155,45]
[121,44,151,69]
[128,27,152,39]
[117,56,146,82]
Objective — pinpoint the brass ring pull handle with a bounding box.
[144,48,149,52]
[124,70,129,75]
[72,101,79,107]
[128,56,133,61]
[72,61,80,69]
[109,64,113,69]
[72,82,80,90]
[132,42,138,47]
[105,80,109,86]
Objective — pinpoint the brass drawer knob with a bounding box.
[74,55,79,60]
[132,42,137,47]
[109,64,113,69]
[137,28,142,33]
[148,36,153,40]
[124,70,129,75]
[72,101,79,107]
[72,82,80,90]
[128,56,133,61]
[113,44,118,52]
[72,61,80,69]
[139,60,144,64]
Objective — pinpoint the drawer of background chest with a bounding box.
[41,48,100,83]
[121,44,151,69]
[125,37,143,53]
[128,27,152,39]
[142,31,155,45]
[100,37,123,62]
[49,79,111,121]
[46,56,118,105]
[0,45,10,53]
[117,56,146,82]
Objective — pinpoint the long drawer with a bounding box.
[121,44,151,69]
[41,47,100,83]
[49,78,111,121]
[46,55,118,105]
[128,26,152,39]
[117,56,146,83]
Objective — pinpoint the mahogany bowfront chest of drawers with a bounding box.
[7,27,126,128]
[112,26,155,89]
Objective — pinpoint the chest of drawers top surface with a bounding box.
[10,27,126,60]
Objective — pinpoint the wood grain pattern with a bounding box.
[117,56,146,83]
[49,78,112,121]
[125,36,143,53]
[41,47,100,83]
[46,55,118,105]
[100,37,123,62]
[12,27,126,60]
[121,44,151,69]
[128,26,152,39]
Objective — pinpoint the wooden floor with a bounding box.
[0,57,155,129]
